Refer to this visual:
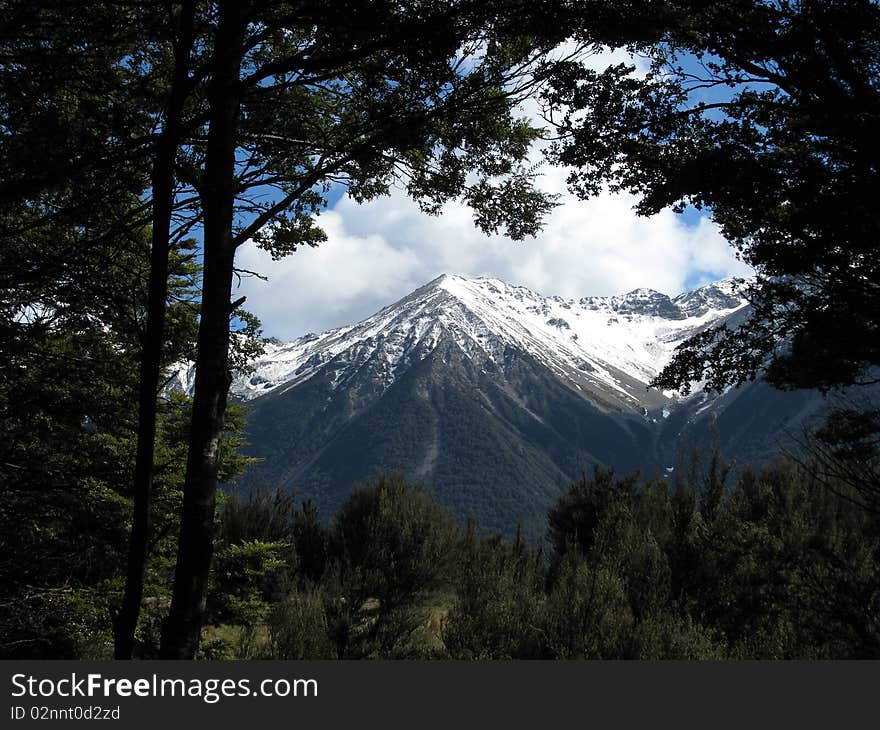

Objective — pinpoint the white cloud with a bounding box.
[234,48,752,341]
[235,178,751,340]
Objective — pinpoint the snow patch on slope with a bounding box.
[173,273,749,411]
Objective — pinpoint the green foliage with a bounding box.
[293,500,328,586]
[0,212,256,657]
[330,473,458,611]
[207,488,302,656]
[0,220,185,657]
[444,527,547,659]
[266,591,336,660]
[208,541,292,627]
[547,467,638,559]
[327,473,458,657]
[806,405,880,516]
[627,613,721,660]
[444,453,879,659]
[219,487,297,547]
[10,420,874,661]
[544,557,633,659]
[0,1,155,208]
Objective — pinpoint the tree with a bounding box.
[115,0,199,660]
[2,0,584,658]
[327,474,457,657]
[157,0,583,658]
[0,0,200,658]
[546,467,638,561]
[543,0,880,394]
[1,4,181,655]
[799,404,880,516]
[0,210,200,657]
[0,2,155,205]
[1,0,276,656]
[443,527,547,659]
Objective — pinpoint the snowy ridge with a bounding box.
[171,274,750,411]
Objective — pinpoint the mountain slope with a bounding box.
[242,338,663,535]
[175,274,831,535]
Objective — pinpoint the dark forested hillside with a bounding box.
[240,353,834,538]
[235,278,839,537]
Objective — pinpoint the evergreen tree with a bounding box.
[0,214,200,657]
[443,529,547,658]
[327,474,457,657]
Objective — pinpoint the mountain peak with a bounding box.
[673,276,749,317]
[425,272,456,286]
[623,287,665,298]
[236,274,745,403]
[172,273,750,405]
[234,269,813,539]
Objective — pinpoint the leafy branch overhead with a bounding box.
[543,0,880,393]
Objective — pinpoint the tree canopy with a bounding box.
[544,0,880,393]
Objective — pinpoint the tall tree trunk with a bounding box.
[160,2,245,660]
[114,1,195,660]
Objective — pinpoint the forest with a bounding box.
[1,1,878,659]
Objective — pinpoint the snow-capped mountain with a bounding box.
[182,273,823,537]
[174,273,749,412]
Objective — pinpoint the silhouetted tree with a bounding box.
[545,0,880,394]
